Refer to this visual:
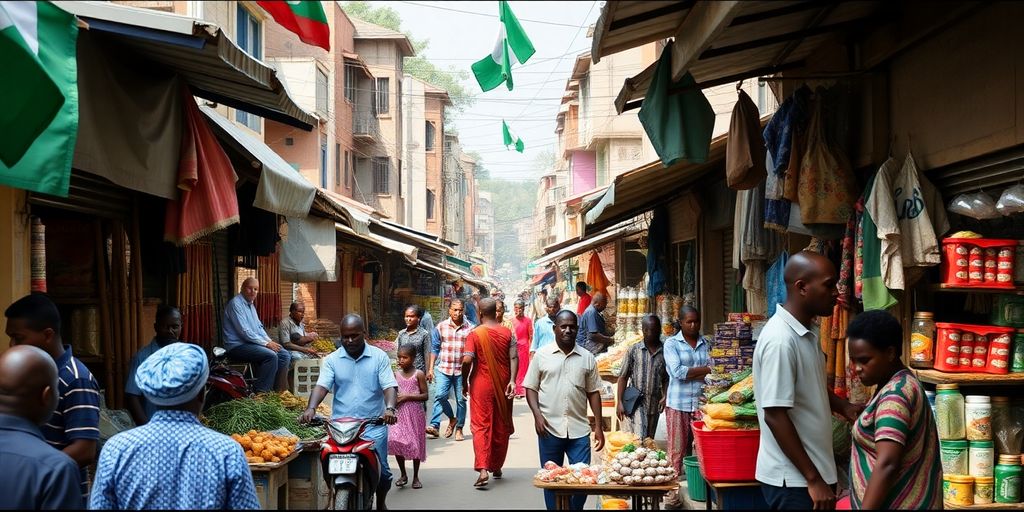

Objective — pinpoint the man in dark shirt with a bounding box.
[0,345,83,509]
[5,293,101,500]
[576,292,615,355]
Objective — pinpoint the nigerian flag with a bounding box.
[502,120,524,153]
[472,1,535,92]
[0,1,78,196]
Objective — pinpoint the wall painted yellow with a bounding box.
[0,186,31,351]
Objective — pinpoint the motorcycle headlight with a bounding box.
[327,421,361,445]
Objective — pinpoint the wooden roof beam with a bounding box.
[670,1,743,82]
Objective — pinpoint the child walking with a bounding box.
[389,345,428,489]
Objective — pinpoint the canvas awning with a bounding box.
[200,106,315,218]
[531,219,646,268]
[280,215,337,282]
[335,222,418,263]
[313,188,376,237]
[56,0,316,130]
[593,1,889,113]
[582,135,728,234]
[371,220,457,256]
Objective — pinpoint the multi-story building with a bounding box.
[460,151,478,256]
[475,191,494,267]
[440,133,480,259]
[422,84,451,237]
[350,18,415,222]
[402,76,451,233]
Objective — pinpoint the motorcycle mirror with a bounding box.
[212,346,226,358]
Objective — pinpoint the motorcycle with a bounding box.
[205,346,253,409]
[310,416,386,510]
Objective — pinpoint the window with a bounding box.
[235,6,262,132]
[397,160,403,198]
[343,150,350,188]
[372,157,389,194]
[426,189,436,219]
[375,77,389,115]
[344,65,357,103]
[350,153,356,188]
[334,143,341,188]
[320,134,328,188]
[425,121,436,151]
[316,67,328,116]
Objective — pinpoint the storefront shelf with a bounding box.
[945,501,1024,509]
[930,284,1024,295]
[915,369,1024,386]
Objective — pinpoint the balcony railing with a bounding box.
[353,109,380,142]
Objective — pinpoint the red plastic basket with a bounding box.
[692,421,760,482]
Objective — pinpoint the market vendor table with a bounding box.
[533,480,678,510]
[702,481,762,510]
[249,449,302,510]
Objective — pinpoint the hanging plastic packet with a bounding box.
[948,191,1000,219]
[995,183,1024,215]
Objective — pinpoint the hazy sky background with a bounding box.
[368,1,604,181]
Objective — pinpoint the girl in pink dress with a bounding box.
[389,345,428,489]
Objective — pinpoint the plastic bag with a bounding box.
[948,192,1000,219]
[654,411,668,444]
[996,184,1024,215]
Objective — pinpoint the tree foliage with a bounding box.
[342,1,474,117]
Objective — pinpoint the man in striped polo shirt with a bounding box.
[5,293,101,501]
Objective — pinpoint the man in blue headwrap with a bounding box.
[90,343,260,510]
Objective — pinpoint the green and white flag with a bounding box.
[471,0,535,92]
[0,1,78,196]
[502,120,524,153]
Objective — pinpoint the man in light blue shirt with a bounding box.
[301,314,398,510]
[91,343,260,510]
[222,278,290,392]
[530,297,560,355]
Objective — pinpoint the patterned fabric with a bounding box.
[850,369,942,509]
[665,407,694,475]
[44,345,100,498]
[222,293,271,351]
[395,327,431,373]
[619,343,668,439]
[388,371,426,461]
[434,318,474,377]
[663,333,710,413]
[134,342,209,406]
[89,410,259,510]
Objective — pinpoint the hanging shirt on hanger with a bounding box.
[860,171,898,311]
[893,154,950,268]
[865,157,904,291]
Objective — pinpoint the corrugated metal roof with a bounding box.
[336,222,418,263]
[582,134,728,234]
[57,1,317,130]
[351,17,415,56]
[532,218,647,267]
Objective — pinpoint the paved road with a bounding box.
[387,399,598,510]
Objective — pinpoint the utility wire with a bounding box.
[396,1,586,28]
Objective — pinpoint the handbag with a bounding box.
[621,386,643,416]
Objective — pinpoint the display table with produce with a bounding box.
[533,480,679,510]
[536,443,680,510]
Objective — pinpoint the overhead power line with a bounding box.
[396,1,586,28]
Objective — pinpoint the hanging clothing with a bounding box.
[638,42,715,166]
[865,157,904,291]
[646,206,670,297]
[766,251,789,318]
[836,207,858,309]
[763,85,812,177]
[893,154,950,267]
[797,93,858,226]
[586,251,611,299]
[860,172,898,311]
[726,89,767,190]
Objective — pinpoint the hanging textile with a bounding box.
[638,41,715,166]
[893,154,950,268]
[860,171,898,311]
[646,206,669,297]
[586,250,611,299]
[255,251,282,326]
[177,243,215,350]
[31,217,46,292]
[231,185,282,264]
[766,251,789,318]
[797,93,858,226]
[164,86,240,245]
[763,85,812,178]
[865,157,904,291]
[726,90,767,190]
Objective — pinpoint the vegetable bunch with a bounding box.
[203,396,324,441]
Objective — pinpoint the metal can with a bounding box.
[961,332,977,368]
[1012,331,1024,373]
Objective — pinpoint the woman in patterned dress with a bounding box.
[846,310,942,509]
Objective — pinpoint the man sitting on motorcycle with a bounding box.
[301,314,399,510]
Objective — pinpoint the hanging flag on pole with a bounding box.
[471,0,535,92]
[502,120,524,153]
[0,1,78,196]
[257,1,330,51]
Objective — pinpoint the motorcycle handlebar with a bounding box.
[301,416,386,427]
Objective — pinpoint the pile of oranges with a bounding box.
[231,431,299,464]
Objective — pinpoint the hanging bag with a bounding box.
[798,93,858,225]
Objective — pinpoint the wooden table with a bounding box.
[533,480,678,510]
[703,480,761,510]
[250,449,302,510]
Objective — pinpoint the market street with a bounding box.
[389,400,594,510]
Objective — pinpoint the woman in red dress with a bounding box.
[462,298,518,488]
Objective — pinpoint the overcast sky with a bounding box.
[367,0,603,181]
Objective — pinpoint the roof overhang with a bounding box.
[312,188,376,236]
[371,220,457,256]
[336,222,417,263]
[342,51,374,79]
[57,1,317,130]
[200,106,315,218]
[599,1,889,113]
[531,218,646,268]
[582,134,728,234]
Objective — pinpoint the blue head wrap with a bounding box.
[135,342,209,406]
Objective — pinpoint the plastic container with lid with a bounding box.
[966,395,992,441]
[976,476,995,504]
[936,384,966,440]
[910,312,936,368]
[1012,330,1024,373]
[942,440,970,475]
[995,454,1022,503]
[946,475,975,506]
[987,332,1015,374]
[970,440,995,477]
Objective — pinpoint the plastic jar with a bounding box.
[936,384,966,440]
[970,440,995,477]
[941,440,970,476]
[987,333,1013,374]
[947,475,975,506]
[910,312,936,368]
[995,454,1022,503]
[976,476,995,504]
[960,332,976,368]
[1012,330,1024,373]
[966,395,992,441]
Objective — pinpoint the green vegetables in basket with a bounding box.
[203,397,324,441]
